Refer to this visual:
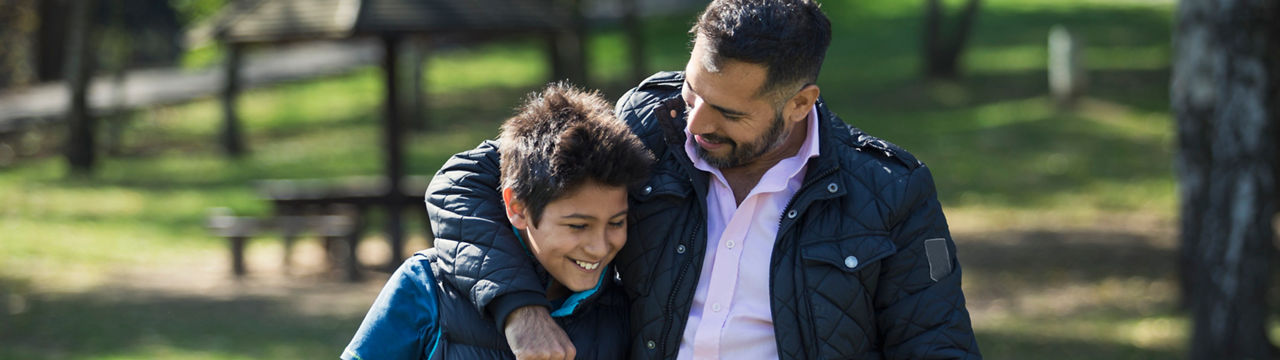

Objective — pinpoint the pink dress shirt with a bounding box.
[676,106,821,359]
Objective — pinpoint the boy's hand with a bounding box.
[505,305,576,360]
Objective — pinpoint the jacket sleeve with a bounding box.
[425,140,552,330]
[341,256,438,360]
[876,165,982,359]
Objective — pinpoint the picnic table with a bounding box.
[209,175,432,281]
[256,174,432,270]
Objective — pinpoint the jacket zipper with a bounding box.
[771,165,838,359]
[659,219,701,357]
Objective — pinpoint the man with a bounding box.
[425,0,981,358]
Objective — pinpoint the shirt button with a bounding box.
[726,240,735,249]
[642,185,653,195]
[676,244,686,254]
[844,255,859,269]
[712,303,722,312]
[787,210,798,219]
[646,340,656,349]
[827,183,839,193]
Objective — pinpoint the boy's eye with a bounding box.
[566,224,588,230]
[608,220,626,228]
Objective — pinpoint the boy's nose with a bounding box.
[582,232,611,259]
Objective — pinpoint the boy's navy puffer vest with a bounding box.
[419,250,630,359]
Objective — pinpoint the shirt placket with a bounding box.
[691,183,757,359]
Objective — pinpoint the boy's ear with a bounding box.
[502,187,530,229]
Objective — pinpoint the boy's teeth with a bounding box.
[575,260,598,270]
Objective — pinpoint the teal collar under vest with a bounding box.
[511,226,608,318]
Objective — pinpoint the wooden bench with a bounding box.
[253,176,433,271]
[206,207,362,280]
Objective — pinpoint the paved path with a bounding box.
[0,38,380,132]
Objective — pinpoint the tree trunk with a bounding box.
[36,0,67,82]
[381,35,405,270]
[1173,0,1279,358]
[922,0,981,79]
[621,0,647,84]
[220,43,246,157]
[402,37,429,132]
[64,0,95,175]
[551,0,588,86]
[0,0,38,88]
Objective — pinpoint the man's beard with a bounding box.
[696,110,788,169]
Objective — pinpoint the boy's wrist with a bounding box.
[489,290,552,329]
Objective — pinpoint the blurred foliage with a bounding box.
[171,0,229,27]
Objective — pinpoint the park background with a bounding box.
[1,0,1276,359]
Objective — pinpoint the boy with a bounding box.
[341,83,654,359]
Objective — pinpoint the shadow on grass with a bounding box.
[976,329,1182,360]
[959,229,1175,298]
[0,277,364,359]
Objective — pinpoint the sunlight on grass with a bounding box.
[977,312,1185,359]
[427,40,547,92]
[986,0,1173,11]
[589,31,632,84]
[1273,322,1280,348]
[1120,316,1186,350]
[968,46,1047,73]
[967,44,1170,74]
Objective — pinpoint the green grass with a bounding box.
[7,0,1271,359]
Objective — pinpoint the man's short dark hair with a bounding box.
[499,82,655,224]
[691,0,832,98]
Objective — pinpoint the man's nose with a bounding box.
[686,97,715,135]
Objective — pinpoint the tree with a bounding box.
[921,0,981,79]
[0,0,38,89]
[1173,0,1279,358]
[63,0,96,174]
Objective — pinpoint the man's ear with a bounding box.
[785,84,821,123]
[502,187,530,229]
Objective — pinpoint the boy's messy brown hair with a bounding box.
[499,82,654,224]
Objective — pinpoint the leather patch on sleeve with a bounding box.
[924,238,952,281]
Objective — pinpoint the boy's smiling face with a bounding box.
[504,180,628,295]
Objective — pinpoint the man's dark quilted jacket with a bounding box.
[425,72,981,359]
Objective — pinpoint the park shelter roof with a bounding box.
[217,0,568,43]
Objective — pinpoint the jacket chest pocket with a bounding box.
[797,232,896,356]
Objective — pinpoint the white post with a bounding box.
[1048,25,1086,107]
